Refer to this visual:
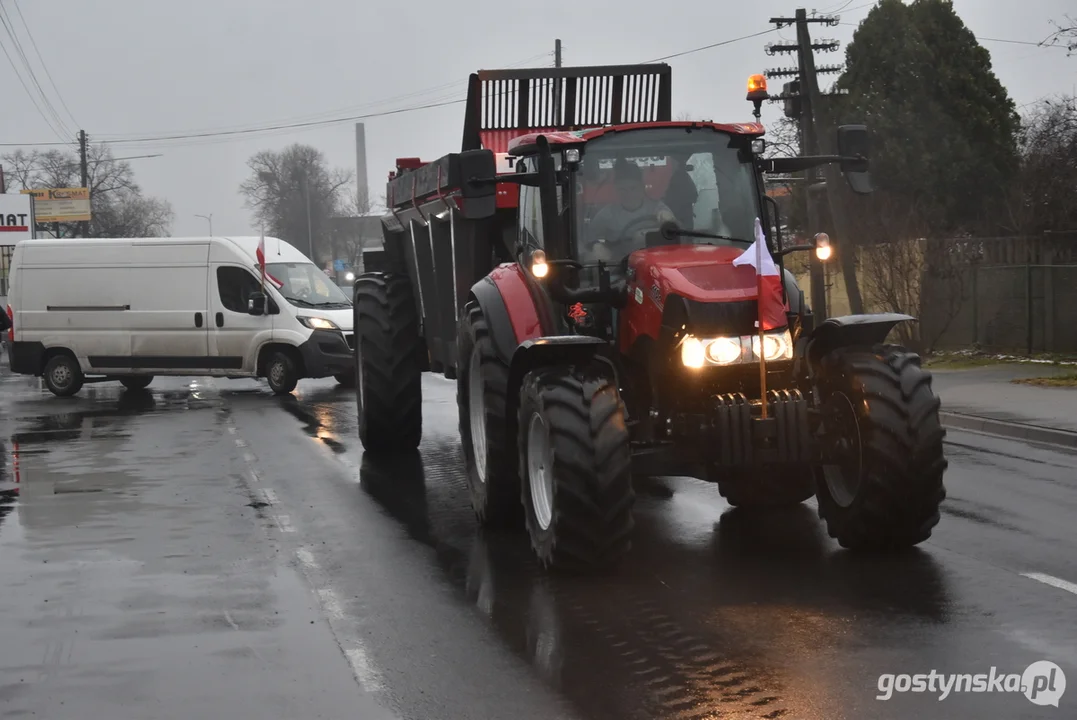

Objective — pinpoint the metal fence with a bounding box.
[921,235,1077,354]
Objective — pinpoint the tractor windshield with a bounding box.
[575,126,761,265]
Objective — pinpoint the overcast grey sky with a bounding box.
[1,0,1072,240]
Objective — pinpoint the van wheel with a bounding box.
[119,376,153,391]
[43,354,84,397]
[266,351,298,395]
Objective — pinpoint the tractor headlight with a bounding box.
[680,330,793,368]
[705,337,742,365]
[681,336,705,369]
[752,330,793,361]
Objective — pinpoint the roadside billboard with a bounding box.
[20,187,91,223]
[0,193,35,242]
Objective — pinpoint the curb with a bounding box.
[940,411,1077,449]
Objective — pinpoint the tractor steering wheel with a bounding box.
[591,214,665,263]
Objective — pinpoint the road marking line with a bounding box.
[259,488,279,505]
[295,548,319,571]
[227,426,236,435]
[1022,572,1077,597]
[345,647,385,693]
[275,514,296,533]
[318,588,346,620]
[242,451,256,465]
[234,438,247,448]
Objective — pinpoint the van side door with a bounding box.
[209,265,274,373]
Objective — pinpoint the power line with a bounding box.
[10,0,79,128]
[90,50,553,143]
[0,26,68,141]
[4,31,779,148]
[0,1,70,138]
[642,28,777,63]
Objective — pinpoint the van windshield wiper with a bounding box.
[286,297,318,308]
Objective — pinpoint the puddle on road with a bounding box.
[271,379,959,720]
[352,443,957,720]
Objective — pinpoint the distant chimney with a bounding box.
[355,123,368,211]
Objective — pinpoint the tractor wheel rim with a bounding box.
[51,364,71,388]
[823,391,863,508]
[527,411,554,531]
[468,348,487,483]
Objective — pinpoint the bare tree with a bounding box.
[1003,95,1077,236]
[1041,15,1076,54]
[238,143,352,264]
[0,144,174,237]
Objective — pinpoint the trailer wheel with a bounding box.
[457,301,520,527]
[813,345,947,550]
[43,353,84,397]
[517,366,634,571]
[355,273,422,453]
[716,466,815,507]
[119,376,153,391]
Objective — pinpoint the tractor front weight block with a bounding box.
[666,390,813,467]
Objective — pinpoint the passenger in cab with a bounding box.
[585,159,675,263]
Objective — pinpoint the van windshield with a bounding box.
[266,262,351,308]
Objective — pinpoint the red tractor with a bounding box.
[354,64,947,570]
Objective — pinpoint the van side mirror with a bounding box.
[837,125,872,195]
[248,292,266,316]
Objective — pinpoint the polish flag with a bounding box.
[732,217,787,331]
[256,235,283,289]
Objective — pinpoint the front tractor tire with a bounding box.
[457,301,520,527]
[517,366,635,571]
[814,345,947,551]
[354,272,423,454]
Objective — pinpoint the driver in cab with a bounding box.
[585,158,676,264]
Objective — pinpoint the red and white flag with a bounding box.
[256,235,283,289]
[732,217,787,331]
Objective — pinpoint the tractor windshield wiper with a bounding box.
[660,224,748,244]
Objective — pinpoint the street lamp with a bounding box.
[195,213,213,236]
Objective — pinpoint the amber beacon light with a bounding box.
[746,74,768,101]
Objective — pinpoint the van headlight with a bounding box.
[680,330,793,368]
[298,316,339,331]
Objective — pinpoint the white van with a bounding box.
[5,236,355,397]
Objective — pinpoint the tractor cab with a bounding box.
[509,123,765,269]
[506,123,772,345]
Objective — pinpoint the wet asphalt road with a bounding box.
[1,369,1075,720]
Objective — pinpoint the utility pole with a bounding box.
[766,10,843,320]
[78,130,89,238]
[554,39,562,68]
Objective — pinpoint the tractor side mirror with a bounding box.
[837,125,873,195]
[459,149,497,220]
[536,136,567,259]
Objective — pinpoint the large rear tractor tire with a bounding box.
[354,273,423,454]
[517,366,635,571]
[716,466,816,508]
[457,301,520,527]
[813,345,947,550]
